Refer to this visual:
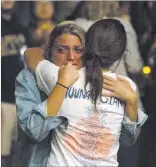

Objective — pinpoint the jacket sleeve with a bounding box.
[15,69,68,142]
[120,109,148,146]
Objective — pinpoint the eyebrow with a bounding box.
[56,45,68,49]
[57,45,83,48]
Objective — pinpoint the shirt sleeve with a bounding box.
[15,69,68,142]
[35,60,59,95]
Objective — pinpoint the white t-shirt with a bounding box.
[36,60,136,167]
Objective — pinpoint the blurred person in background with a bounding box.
[13,1,32,29]
[54,1,79,22]
[28,1,56,49]
[138,52,156,167]
[129,1,156,109]
[137,3,156,166]
[130,1,156,64]
[1,0,27,166]
[130,2,156,166]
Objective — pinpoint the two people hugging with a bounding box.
[12,19,147,167]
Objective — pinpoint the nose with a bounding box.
[67,50,75,61]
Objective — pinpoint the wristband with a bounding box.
[56,82,68,90]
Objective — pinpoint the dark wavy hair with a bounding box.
[84,19,127,109]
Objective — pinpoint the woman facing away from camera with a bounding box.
[13,20,147,167]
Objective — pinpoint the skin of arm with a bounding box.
[124,92,138,122]
[23,48,67,116]
[103,75,138,122]
[46,62,79,116]
[15,69,67,141]
[24,48,79,116]
[24,47,44,72]
[47,84,68,116]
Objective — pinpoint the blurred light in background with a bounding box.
[142,66,151,75]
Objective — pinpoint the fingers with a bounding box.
[60,64,65,69]
[65,61,73,66]
[62,62,77,70]
[64,61,74,67]
[103,74,116,81]
[117,75,128,83]
[103,76,116,91]
[68,61,73,65]
[68,61,77,68]
[103,78,116,86]
[103,84,115,92]
[103,74,128,84]
[102,91,116,98]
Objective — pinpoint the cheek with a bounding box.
[75,55,81,63]
[51,53,67,66]
[75,54,83,63]
[74,54,84,68]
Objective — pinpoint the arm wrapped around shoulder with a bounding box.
[15,69,68,142]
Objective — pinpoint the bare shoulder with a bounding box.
[24,47,44,57]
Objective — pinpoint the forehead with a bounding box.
[54,34,82,46]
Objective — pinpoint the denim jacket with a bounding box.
[12,68,148,167]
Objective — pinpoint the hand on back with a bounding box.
[102,75,137,104]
